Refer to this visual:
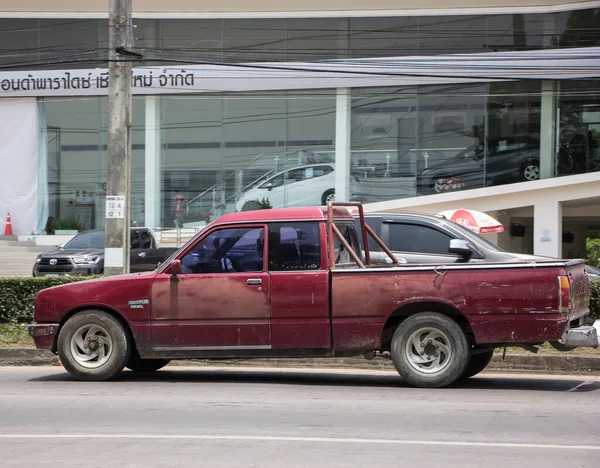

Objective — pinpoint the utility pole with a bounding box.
[105,0,133,276]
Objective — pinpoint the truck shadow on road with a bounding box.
[29,368,600,392]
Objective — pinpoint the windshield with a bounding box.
[444,221,505,253]
[63,231,105,249]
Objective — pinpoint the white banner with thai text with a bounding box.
[0,46,599,97]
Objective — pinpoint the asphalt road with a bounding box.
[0,366,599,468]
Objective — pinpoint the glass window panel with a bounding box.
[558,80,600,176]
[350,87,417,203]
[418,16,488,55]
[0,19,39,69]
[181,227,264,273]
[42,96,107,230]
[350,17,418,58]
[154,19,223,64]
[222,19,286,62]
[554,8,600,49]
[268,222,321,270]
[416,84,488,194]
[388,223,453,254]
[39,19,102,69]
[287,18,349,60]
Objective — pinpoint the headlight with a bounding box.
[35,257,41,263]
[73,256,100,264]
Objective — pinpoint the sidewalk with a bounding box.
[1,348,599,375]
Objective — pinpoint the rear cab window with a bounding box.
[332,222,363,268]
[268,222,322,271]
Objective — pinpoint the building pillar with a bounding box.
[144,96,161,228]
[534,199,562,258]
[335,88,351,202]
[540,81,557,179]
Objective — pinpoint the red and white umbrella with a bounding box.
[438,208,504,234]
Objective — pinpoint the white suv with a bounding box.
[236,164,335,211]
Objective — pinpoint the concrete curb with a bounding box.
[1,348,599,375]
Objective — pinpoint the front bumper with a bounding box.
[28,323,60,350]
[33,262,102,277]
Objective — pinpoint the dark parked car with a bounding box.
[33,228,178,276]
[417,136,541,194]
[356,212,552,265]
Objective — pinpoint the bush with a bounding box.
[590,278,600,321]
[0,276,101,323]
[587,238,600,268]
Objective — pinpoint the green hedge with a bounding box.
[0,276,101,323]
[590,278,600,321]
[0,275,599,324]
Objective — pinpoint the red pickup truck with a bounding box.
[29,203,598,388]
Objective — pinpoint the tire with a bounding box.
[460,349,494,379]
[390,312,469,388]
[321,189,335,205]
[521,160,540,181]
[57,310,131,381]
[126,355,170,373]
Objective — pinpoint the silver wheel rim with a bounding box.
[70,324,113,369]
[434,178,446,193]
[524,165,539,181]
[405,327,452,374]
[325,192,335,203]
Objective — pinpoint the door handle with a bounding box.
[246,279,262,285]
[138,252,146,258]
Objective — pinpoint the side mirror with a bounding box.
[170,259,182,277]
[266,182,273,191]
[448,239,473,258]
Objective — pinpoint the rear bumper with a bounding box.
[28,323,60,350]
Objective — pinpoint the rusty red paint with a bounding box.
[30,205,591,358]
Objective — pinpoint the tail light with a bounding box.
[558,275,571,313]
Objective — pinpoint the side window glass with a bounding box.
[130,232,141,250]
[181,228,264,274]
[268,222,321,271]
[140,231,153,249]
[285,168,306,184]
[259,174,284,189]
[388,224,453,255]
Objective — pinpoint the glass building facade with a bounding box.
[4,9,598,229]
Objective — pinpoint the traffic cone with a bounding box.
[4,212,13,236]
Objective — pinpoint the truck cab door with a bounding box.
[150,225,271,349]
[267,221,330,349]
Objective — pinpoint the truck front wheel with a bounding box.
[57,310,131,381]
[390,313,469,388]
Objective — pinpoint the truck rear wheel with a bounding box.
[461,349,494,379]
[126,356,171,373]
[57,310,131,381]
[390,312,469,388]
